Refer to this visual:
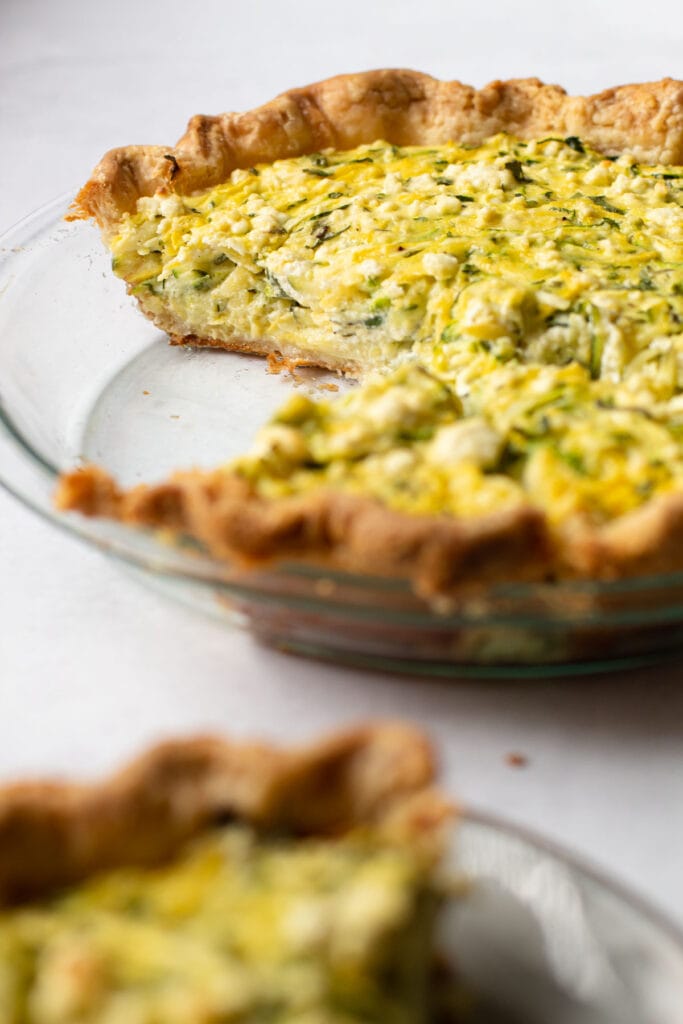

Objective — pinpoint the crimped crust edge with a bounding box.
[69,70,683,234]
[54,465,683,592]
[55,464,554,596]
[0,724,450,905]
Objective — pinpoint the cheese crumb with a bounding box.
[423,252,459,279]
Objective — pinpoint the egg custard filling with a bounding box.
[0,825,440,1024]
[237,359,683,526]
[108,134,683,528]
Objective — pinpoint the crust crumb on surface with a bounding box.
[505,752,529,769]
[0,724,451,905]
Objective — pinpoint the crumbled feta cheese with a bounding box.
[382,280,404,300]
[157,195,185,219]
[251,206,286,234]
[409,173,436,191]
[383,172,403,195]
[283,899,328,951]
[542,140,563,158]
[608,173,635,197]
[433,194,462,215]
[365,387,426,429]
[429,419,502,469]
[231,218,251,236]
[231,168,253,185]
[646,206,683,230]
[447,162,512,191]
[423,252,459,279]
[358,259,384,279]
[583,164,614,186]
[382,448,417,475]
[252,425,308,463]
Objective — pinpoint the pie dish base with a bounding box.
[70,71,683,233]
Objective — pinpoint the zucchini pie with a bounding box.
[58,71,683,596]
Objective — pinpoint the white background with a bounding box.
[1,0,683,923]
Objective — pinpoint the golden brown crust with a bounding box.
[70,71,683,233]
[0,724,450,905]
[559,492,683,578]
[55,465,552,596]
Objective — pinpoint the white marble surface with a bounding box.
[2,0,683,926]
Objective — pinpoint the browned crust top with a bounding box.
[70,70,683,233]
[55,464,553,596]
[0,724,450,905]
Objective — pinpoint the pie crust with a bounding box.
[0,723,450,904]
[70,70,683,235]
[59,71,683,595]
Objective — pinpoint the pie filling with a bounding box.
[110,135,683,527]
[0,825,439,1023]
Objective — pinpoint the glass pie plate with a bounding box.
[446,810,683,1023]
[4,195,683,677]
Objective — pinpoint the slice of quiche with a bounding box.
[0,725,452,1023]
[59,71,683,594]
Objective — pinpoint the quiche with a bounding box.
[57,71,683,596]
[0,725,452,1023]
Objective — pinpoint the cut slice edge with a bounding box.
[169,333,361,375]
